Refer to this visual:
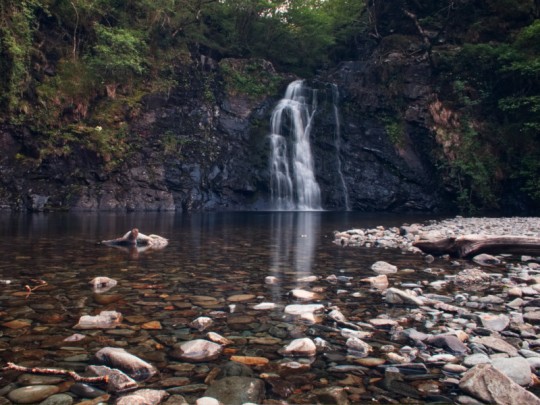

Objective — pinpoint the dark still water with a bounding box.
[0,211,463,403]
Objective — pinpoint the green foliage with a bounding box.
[0,0,43,112]
[220,59,281,99]
[437,13,540,209]
[87,24,147,87]
[381,116,404,146]
[452,121,498,212]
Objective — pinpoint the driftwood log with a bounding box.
[413,234,540,258]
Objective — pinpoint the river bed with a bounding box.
[0,212,538,404]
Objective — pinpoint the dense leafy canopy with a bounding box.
[1,0,539,212]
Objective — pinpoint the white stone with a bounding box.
[175,339,222,362]
[74,310,122,329]
[281,338,317,357]
[190,317,213,332]
[371,261,398,274]
[253,302,276,310]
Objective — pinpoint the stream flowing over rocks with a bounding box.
[3,216,540,404]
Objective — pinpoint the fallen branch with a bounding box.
[413,234,540,258]
[3,362,108,384]
[24,279,48,299]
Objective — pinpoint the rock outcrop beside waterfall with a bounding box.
[0,49,447,212]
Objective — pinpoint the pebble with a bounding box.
[281,338,317,357]
[371,261,398,274]
[172,339,223,362]
[7,385,60,404]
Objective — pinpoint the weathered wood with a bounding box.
[3,362,109,384]
[413,234,540,258]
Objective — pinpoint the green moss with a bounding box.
[219,59,282,100]
[381,116,405,147]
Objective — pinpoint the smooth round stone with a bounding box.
[227,315,255,324]
[8,385,60,404]
[227,294,256,302]
[290,289,322,301]
[463,353,491,367]
[443,364,467,374]
[353,357,386,367]
[265,276,278,284]
[369,318,398,328]
[252,302,276,310]
[371,261,398,274]
[174,339,222,362]
[93,293,123,305]
[17,374,65,385]
[281,338,317,357]
[70,382,107,398]
[196,397,220,405]
[38,393,74,405]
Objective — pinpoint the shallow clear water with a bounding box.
[0,211,460,402]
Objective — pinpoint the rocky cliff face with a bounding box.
[312,36,447,212]
[0,47,449,212]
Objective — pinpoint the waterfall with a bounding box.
[269,80,321,211]
[331,84,351,211]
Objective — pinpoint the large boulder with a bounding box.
[459,364,540,405]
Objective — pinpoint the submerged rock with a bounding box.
[371,261,398,275]
[74,311,122,329]
[281,338,317,357]
[190,317,213,332]
[7,385,60,404]
[94,347,157,381]
[116,389,169,405]
[89,277,118,293]
[172,339,222,362]
[86,365,138,392]
[385,288,423,306]
[204,376,265,405]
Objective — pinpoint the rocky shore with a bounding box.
[2,216,540,404]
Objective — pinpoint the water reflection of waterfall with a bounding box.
[331,84,351,211]
[269,80,321,211]
[269,212,320,302]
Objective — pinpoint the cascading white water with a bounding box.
[269,80,321,211]
[331,84,351,211]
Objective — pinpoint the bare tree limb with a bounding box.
[3,362,109,384]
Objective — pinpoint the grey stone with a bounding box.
[172,339,222,362]
[473,336,519,357]
[371,261,398,274]
[464,353,491,367]
[70,383,107,398]
[385,288,424,306]
[311,387,350,405]
[116,389,169,405]
[491,357,532,386]
[459,364,540,404]
[479,313,510,331]
[38,394,74,405]
[94,347,157,381]
[472,254,501,266]
[87,365,138,392]
[204,376,264,405]
[426,334,468,354]
[8,385,60,404]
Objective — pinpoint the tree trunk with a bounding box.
[413,234,540,258]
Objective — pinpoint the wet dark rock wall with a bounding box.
[0,50,448,212]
